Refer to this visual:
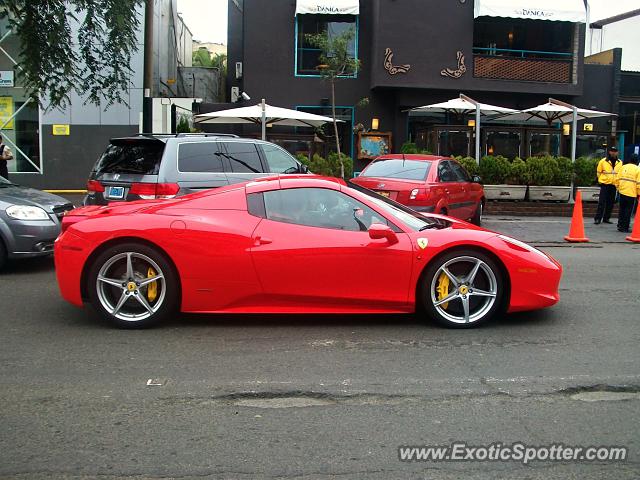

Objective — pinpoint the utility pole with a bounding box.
[142,0,154,133]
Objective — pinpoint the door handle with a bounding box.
[253,236,272,246]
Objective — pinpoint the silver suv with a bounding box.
[84,133,308,205]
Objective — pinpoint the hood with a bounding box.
[0,185,72,211]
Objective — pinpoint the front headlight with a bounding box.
[6,205,50,221]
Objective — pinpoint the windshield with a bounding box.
[93,140,165,175]
[347,181,444,231]
[360,159,432,181]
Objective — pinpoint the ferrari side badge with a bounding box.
[417,238,428,249]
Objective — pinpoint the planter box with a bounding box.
[528,186,571,202]
[484,185,527,201]
[577,186,600,202]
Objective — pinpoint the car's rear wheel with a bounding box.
[471,201,483,226]
[87,243,178,328]
[421,250,503,328]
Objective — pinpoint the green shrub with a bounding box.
[328,152,354,179]
[400,142,419,154]
[574,156,599,186]
[454,156,479,177]
[506,157,530,185]
[479,155,510,184]
[526,155,560,186]
[554,156,573,186]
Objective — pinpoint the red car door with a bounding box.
[436,161,465,218]
[248,187,414,311]
[450,160,479,220]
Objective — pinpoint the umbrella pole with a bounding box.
[261,98,266,141]
[570,106,577,203]
[475,103,481,165]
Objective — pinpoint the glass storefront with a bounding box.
[0,21,42,175]
[529,131,560,157]
[485,130,521,158]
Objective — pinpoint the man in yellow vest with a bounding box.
[594,146,622,224]
[615,154,639,233]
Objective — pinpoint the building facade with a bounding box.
[0,0,201,190]
[217,0,626,173]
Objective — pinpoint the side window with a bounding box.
[260,144,300,174]
[451,162,472,182]
[247,192,266,218]
[263,188,388,232]
[438,161,457,182]
[222,142,263,173]
[177,142,223,172]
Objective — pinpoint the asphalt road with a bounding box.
[1,230,639,479]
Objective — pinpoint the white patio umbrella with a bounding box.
[409,94,517,164]
[194,99,339,140]
[498,98,616,202]
[498,98,615,163]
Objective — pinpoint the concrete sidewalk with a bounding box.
[483,215,636,245]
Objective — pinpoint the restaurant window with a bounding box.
[295,15,358,77]
[575,134,608,160]
[485,130,521,159]
[438,130,471,157]
[529,132,560,157]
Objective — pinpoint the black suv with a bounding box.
[84,133,308,205]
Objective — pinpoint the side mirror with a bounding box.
[368,223,398,245]
[472,175,482,184]
[299,164,309,174]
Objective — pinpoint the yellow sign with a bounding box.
[0,97,14,130]
[52,124,70,136]
[583,123,594,131]
[562,124,571,136]
[417,238,429,249]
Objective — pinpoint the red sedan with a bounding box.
[351,155,484,224]
[55,176,561,329]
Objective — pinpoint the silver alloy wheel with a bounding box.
[96,252,166,322]
[429,255,498,324]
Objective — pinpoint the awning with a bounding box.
[474,0,586,23]
[295,0,359,15]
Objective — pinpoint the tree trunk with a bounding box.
[331,78,344,179]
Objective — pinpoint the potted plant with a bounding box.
[574,156,600,202]
[480,155,526,201]
[527,156,572,202]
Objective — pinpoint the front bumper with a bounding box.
[2,218,61,259]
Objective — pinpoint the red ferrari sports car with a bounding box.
[351,155,484,224]
[55,176,562,329]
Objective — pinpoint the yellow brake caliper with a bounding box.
[146,267,158,302]
[436,272,450,309]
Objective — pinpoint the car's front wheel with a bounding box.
[471,201,483,226]
[421,250,504,328]
[87,243,178,328]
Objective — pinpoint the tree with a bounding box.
[306,28,359,179]
[0,0,142,108]
[192,47,213,67]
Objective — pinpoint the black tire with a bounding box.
[420,249,504,328]
[87,242,179,328]
[0,238,7,271]
[471,201,483,226]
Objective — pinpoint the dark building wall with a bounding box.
[14,125,138,190]
[222,0,602,166]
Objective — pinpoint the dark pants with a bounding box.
[595,184,616,222]
[617,195,635,231]
[0,160,7,180]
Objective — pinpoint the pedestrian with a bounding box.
[594,146,622,224]
[0,134,12,180]
[615,154,639,233]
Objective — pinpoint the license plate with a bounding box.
[378,191,390,198]
[107,186,125,199]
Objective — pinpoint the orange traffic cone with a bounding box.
[564,190,589,243]
[626,203,640,243]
